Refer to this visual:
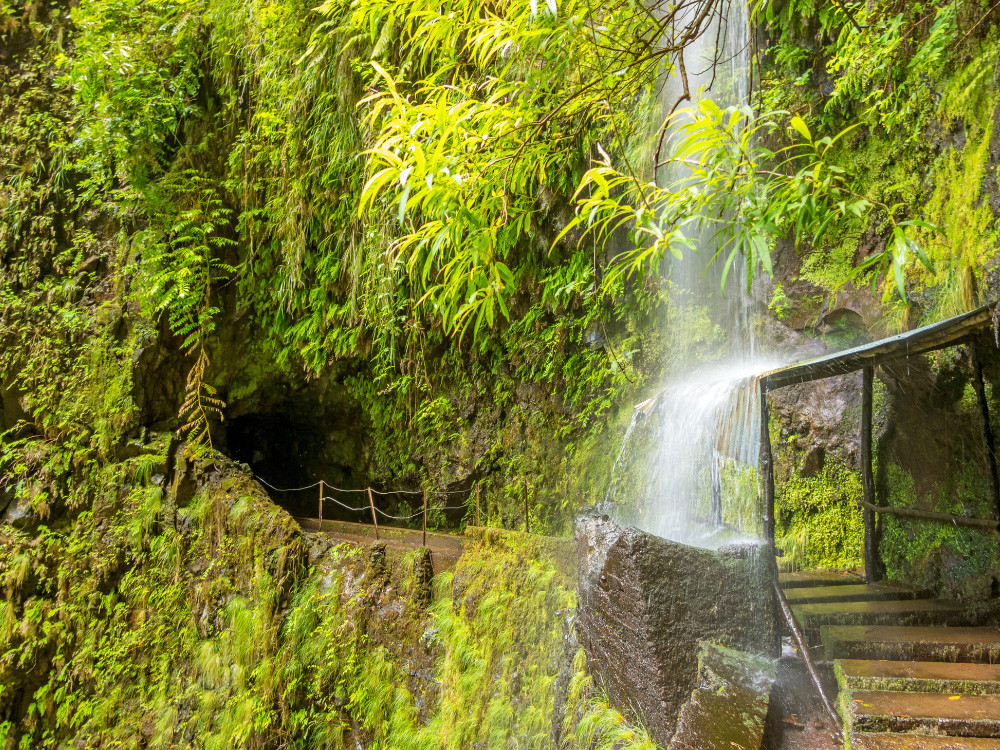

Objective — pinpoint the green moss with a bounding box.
[914,109,999,320]
[0,447,655,749]
[879,463,1000,599]
[836,660,1000,696]
[775,464,865,572]
[764,19,1000,321]
[0,448,306,749]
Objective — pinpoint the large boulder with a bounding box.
[574,513,780,745]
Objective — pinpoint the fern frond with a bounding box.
[178,346,226,454]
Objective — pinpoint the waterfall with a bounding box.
[659,0,754,355]
[605,0,787,549]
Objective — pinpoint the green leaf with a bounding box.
[789,115,812,142]
[892,253,906,297]
[896,219,942,233]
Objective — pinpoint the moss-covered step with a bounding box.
[793,600,970,641]
[779,570,865,589]
[850,732,1000,749]
[823,626,1000,663]
[666,643,776,750]
[785,582,929,605]
[845,691,1000,737]
[837,659,1000,695]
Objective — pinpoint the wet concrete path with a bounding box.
[762,640,842,750]
[296,517,464,573]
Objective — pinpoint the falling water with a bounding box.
[608,361,782,548]
[606,0,788,548]
[660,0,755,354]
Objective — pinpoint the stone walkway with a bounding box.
[296,517,464,573]
[780,571,1000,750]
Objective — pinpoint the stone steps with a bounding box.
[845,691,1000,738]
[823,626,1000,663]
[849,732,1000,749]
[780,572,1000,750]
[837,659,1000,695]
[784,582,929,606]
[793,600,970,642]
[779,570,865,589]
[828,625,1000,749]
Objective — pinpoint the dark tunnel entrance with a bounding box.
[226,392,456,528]
[225,396,367,520]
[224,390,473,529]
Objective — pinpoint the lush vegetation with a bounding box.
[762,0,1000,324]
[3,0,1000,743]
[2,0,998,516]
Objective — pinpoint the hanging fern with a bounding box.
[137,170,236,452]
[177,345,226,451]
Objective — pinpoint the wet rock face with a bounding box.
[0,491,34,528]
[574,514,780,746]
[668,643,776,750]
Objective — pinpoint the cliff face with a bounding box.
[749,0,1000,592]
[2,0,998,552]
[0,0,667,541]
[0,6,662,742]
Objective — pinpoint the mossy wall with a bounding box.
[774,462,865,572]
[0,445,655,749]
[769,340,1000,595]
[871,348,1000,599]
[768,341,1000,599]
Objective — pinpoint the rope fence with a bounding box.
[255,475,493,544]
[254,477,469,496]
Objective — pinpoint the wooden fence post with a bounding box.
[318,480,324,527]
[367,487,379,541]
[861,365,882,582]
[971,347,1000,526]
[759,385,776,550]
[422,488,428,547]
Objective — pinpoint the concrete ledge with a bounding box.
[296,519,575,577]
